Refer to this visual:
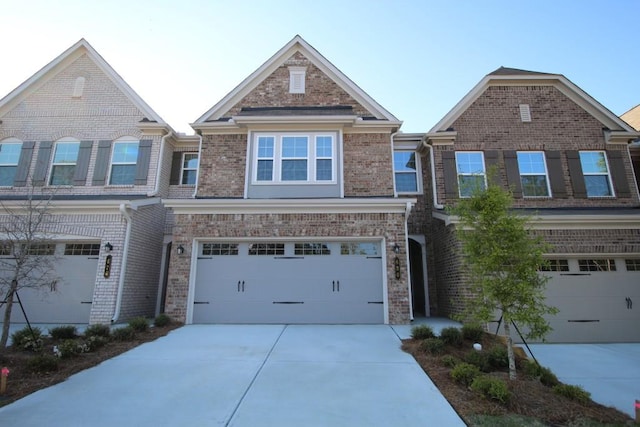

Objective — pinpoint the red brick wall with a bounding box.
[196,134,247,197]
[344,133,394,196]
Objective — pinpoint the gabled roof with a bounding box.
[0,39,168,127]
[621,104,640,131]
[429,67,638,137]
[193,35,400,126]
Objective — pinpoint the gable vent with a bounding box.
[519,104,531,122]
[289,67,306,94]
[72,76,86,98]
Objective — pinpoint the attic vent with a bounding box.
[519,104,531,122]
[72,77,85,98]
[289,67,306,94]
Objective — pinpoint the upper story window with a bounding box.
[517,151,550,197]
[0,139,23,186]
[253,133,335,184]
[393,151,420,193]
[110,139,139,185]
[455,151,486,197]
[50,138,80,185]
[181,153,198,185]
[579,151,613,197]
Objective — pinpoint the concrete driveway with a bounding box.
[528,343,640,418]
[0,324,464,426]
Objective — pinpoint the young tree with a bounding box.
[0,191,60,348]
[451,182,558,379]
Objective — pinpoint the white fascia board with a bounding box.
[231,115,359,126]
[163,198,416,215]
[433,211,640,229]
[0,198,160,215]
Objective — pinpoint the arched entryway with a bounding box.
[408,237,429,317]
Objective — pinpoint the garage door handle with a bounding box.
[242,281,245,292]
[626,297,633,309]
[237,281,245,292]
[332,280,340,292]
[332,280,335,292]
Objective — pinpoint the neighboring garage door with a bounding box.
[0,243,99,324]
[193,241,384,324]
[542,257,640,343]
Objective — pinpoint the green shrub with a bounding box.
[450,362,481,386]
[154,313,171,327]
[11,326,43,352]
[522,360,560,387]
[419,338,445,355]
[27,354,59,373]
[84,335,108,352]
[470,375,511,403]
[439,327,463,346]
[112,326,136,341]
[84,324,111,339]
[57,339,85,358]
[127,317,149,332]
[487,345,508,369]
[441,355,460,368]
[462,323,485,342]
[411,324,435,340]
[465,350,492,372]
[49,325,77,340]
[552,384,591,404]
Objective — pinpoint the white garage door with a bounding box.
[0,243,99,324]
[542,257,640,343]
[193,241,384,324]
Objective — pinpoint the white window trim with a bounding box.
[455,151,487,198]
[517,151,552,198]
[108,138,139,186]
[579,150,615,198]
[180,152,198,185]
[0,139,22,187]
[393,150,422,195]
[49,137,80,186]
[252,132,337,185]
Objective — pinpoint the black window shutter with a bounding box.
[134,139,153,185]
[170,152,183,185]
[484,150,501,186]
[73,141,93,185]
[13,141,35,187]
[545,151,567,198]
[92,140,112,186]
[607,150,631,198]
[33,141,53,186]
[442,151,458,199]
[503,150,522,198]
[566,150,587,198]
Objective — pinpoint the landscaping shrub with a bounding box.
[487,345,508,369]
[128,317,149,332]
[441,355,460,368]
[470,375,511,403]
[522,360,559,387]
[439,327,463,346]
[450,362,481,386]
[465,350,492,372]
[112,326,136,341]
[84,335,108,352]
[411,324,435,340]
[461,323,485,342]
[419,338,445,355]
[154,313,171,327]
[49,325,77,340]
[27,354,59,373]
[57,339,85,358]
[11,326,43,352]
[552,384,591,404]
[84,324,111,339]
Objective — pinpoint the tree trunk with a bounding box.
[0,287,15,349]
[503,320,517,380]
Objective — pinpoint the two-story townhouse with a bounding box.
[426,67,640,342]
[0,39,173,325]
[163,36,417,325]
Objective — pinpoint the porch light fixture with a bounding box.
[393,243,400,254]
[177,245,185,255]
[104,242,113,252]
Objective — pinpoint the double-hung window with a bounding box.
[393,151,419,193]
[579,151,613,197]
[455,151,486,197]
[517,151,550,197]
[110,139,139,185]
[50,139,80,185]
[254,133,335,184]
[0,139,22,186]
[181,153,198,185]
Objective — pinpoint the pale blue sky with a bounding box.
[2,0,639,134]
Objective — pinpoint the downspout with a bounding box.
[192,132,203,198]
[390,131,400,197]
[111,203,133,323]
[423,140,445,209]
[148,131,172,197]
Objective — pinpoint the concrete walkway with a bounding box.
[0,324,465,426]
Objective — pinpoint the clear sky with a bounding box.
[2,0,639,134]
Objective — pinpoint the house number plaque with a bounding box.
[104,255,112,278]
[394,257,401,280]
